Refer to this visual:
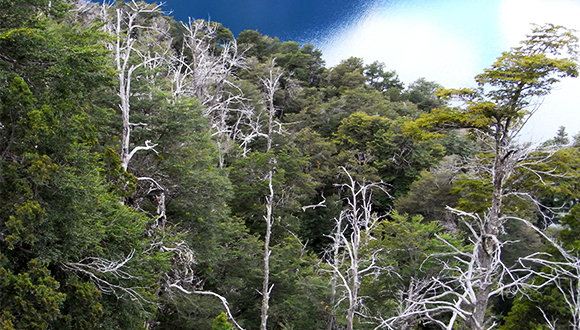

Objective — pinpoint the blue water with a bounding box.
[162,0,376,43]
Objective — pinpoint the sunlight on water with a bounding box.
[304,0,380,45]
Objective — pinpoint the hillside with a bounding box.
[1,1,579,329]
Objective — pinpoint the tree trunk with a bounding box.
[259,60,282,330]
[260,170,274,330]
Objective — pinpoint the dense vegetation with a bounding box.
[1,1,579,329]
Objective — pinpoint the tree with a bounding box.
[213,313,234,330]
[364,61,404,92]
[504,193,580,330]
[237,30,281,62]
[334,111,445,205]
[324,57,366,96]
[274,42,326,88]
[325,168,390,330]
[222,58,288,330]
[371,212,458,330]
[71,3,247,328]
[267,235,329,330]
[404,78,445,111]
[96,0,172,173]
[0,2,163,327]
[258,59,283,330]
[394,155,463,228]
[402,24,578,330]
[169,18,247,167]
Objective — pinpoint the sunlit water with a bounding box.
[162,0,378,43]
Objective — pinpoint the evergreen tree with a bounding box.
[0,1,164,328]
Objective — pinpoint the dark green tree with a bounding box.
[403,78,445,111]
[334,111,445,206]
[0,2,164,328]
[364,61,404,92]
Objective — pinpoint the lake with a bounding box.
[160,0,377,43]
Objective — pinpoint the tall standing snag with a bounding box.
[67,3,245,327]
[168,18,248,167]
[326,168,390,330]
[258,58,284,330]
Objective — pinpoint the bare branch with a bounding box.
[325,167,392,330]
[301,193,327,211]
[168,283,246,330]
[63,250,150,304]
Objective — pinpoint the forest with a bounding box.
[1,0,580,329]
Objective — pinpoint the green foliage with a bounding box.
[348,212,459,329]
[403,77,445,111]
[558,203,580,250]
[5,1,575,329]
[324,57,367,95]
[334,111,445,202]
[403,23,579,329]
[0,0,68,29]
[407,24,578,139]
[268,235,329,330]
[378,212,452,277]
[500,288,569,330]
[476,24,578,105]
[364,60,404,92]
[237,30,282,61]
[212,313,233,330]
[228,147,316,238]
[542,126,570,147]
[274,42,326,88]
[0,3,164,328]
[395,156,461,223]
[499,202,580,330]
[0,259,66,329]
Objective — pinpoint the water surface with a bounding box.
[162,0,377,43]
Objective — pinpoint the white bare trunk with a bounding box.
[260,170,274,330]
[168,19,247,167]
[326,168,389,330]
[258,59,283,330]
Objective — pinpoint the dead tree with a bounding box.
[516,219,580,330]
[62,250,148,304]
[105,1,170,172]
[65,4,246,327]
[326,168,390,330]
[63,0,174,302]
[256,59,284,330]
[169,18,248,167]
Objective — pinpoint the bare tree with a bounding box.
[66,4,247,327]
[376,153,566,330]
[169,283,246,330]
[325,167,390,330]
[257,59,284,330]
[517,219,580,330]
[105,1,171,172]
[168,18,249,167]
[64,0,175,303]
[62,250,149,304]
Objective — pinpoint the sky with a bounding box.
[162,0,580,141]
